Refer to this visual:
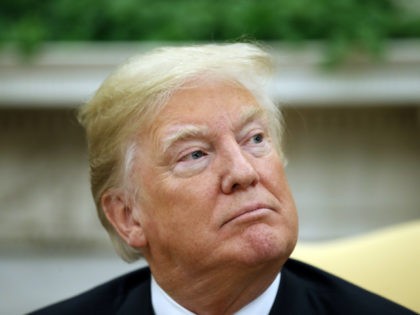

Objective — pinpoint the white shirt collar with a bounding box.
[151,273,280,315]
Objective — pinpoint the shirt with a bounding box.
[151,273,281,315]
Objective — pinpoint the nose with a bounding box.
[219,142,260,194]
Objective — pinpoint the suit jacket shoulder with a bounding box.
[29,259,416,315]
[28,266,155,315]
[270,259,416,315]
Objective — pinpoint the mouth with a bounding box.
[221,204,273,228]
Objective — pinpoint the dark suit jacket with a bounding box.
[29,259,416,315]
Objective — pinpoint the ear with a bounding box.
[101,190,147,249]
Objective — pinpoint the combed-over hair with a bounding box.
[78,43,284,262]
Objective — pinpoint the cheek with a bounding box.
[258,156,288,190]
[259,157,297,216]
[142,173,217,226]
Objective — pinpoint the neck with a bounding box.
[148,259,283,315]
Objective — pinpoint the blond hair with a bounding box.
[78,43,284,262]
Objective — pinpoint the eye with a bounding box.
[180,150,207,161]
[251,133,264,144]
[243,131,271,157]
[190,150,206,160]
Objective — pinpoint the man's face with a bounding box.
[133,80,298,275]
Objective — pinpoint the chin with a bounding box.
[232,223,296,268]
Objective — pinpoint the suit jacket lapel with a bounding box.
[269,259,316,314]
[117,271,155,315]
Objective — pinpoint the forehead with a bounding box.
[153,81,265,132]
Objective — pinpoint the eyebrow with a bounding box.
[160,105,266,154]
[161,124,209,154]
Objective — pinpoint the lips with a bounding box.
[221,203,273,227]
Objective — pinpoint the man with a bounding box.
[31,43,415,314]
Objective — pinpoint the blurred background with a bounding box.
[1,0,419,313]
